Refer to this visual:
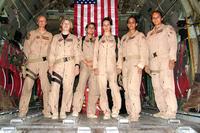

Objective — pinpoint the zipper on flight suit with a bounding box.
[105,39,108,72]
[38,35,42,73]
[63,38,66,85]
[39,35,42,58]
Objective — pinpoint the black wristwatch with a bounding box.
[75,64,80,68]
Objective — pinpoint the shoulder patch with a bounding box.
[169,27,174,31]
[26,32,31,40]
[58,38,63,42]
[140,33,145,39]
[169,27,175,34]
[149,32,154,36]
[140,35,145,39]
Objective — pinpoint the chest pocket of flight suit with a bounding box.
[65,38,74,55]
[57,38,64,47]
[41,36,50,52]
[55,38,64,56]
[65,38,73,47]
[99,39,106,48]
[108,39,116,56]
[65,38,73,50]
[108,39,116,48]
[127,36,140,54]
[121,38,127,57]
[30,35,41,52]
[154,29,164,41]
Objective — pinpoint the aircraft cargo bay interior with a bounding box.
[0,0,200,132]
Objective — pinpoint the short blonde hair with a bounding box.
[59,17,73,32]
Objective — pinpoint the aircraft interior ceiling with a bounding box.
[0,0,199,35]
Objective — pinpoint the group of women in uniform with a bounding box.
[19,10,178,122]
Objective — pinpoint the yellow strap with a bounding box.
[186,18,195,81]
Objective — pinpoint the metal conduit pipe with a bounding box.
[19,0,34,17]
[0,0,5,12]
[162,0,178,18]
[180,0,193,17]
[188,0,200,16]
[26,0,57,31]
[180,0,200,81]
[9,0,28,23]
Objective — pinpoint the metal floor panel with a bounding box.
[0,110,200,133]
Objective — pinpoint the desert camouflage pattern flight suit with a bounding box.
[146,24,178,118]
[119,31,148,121]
